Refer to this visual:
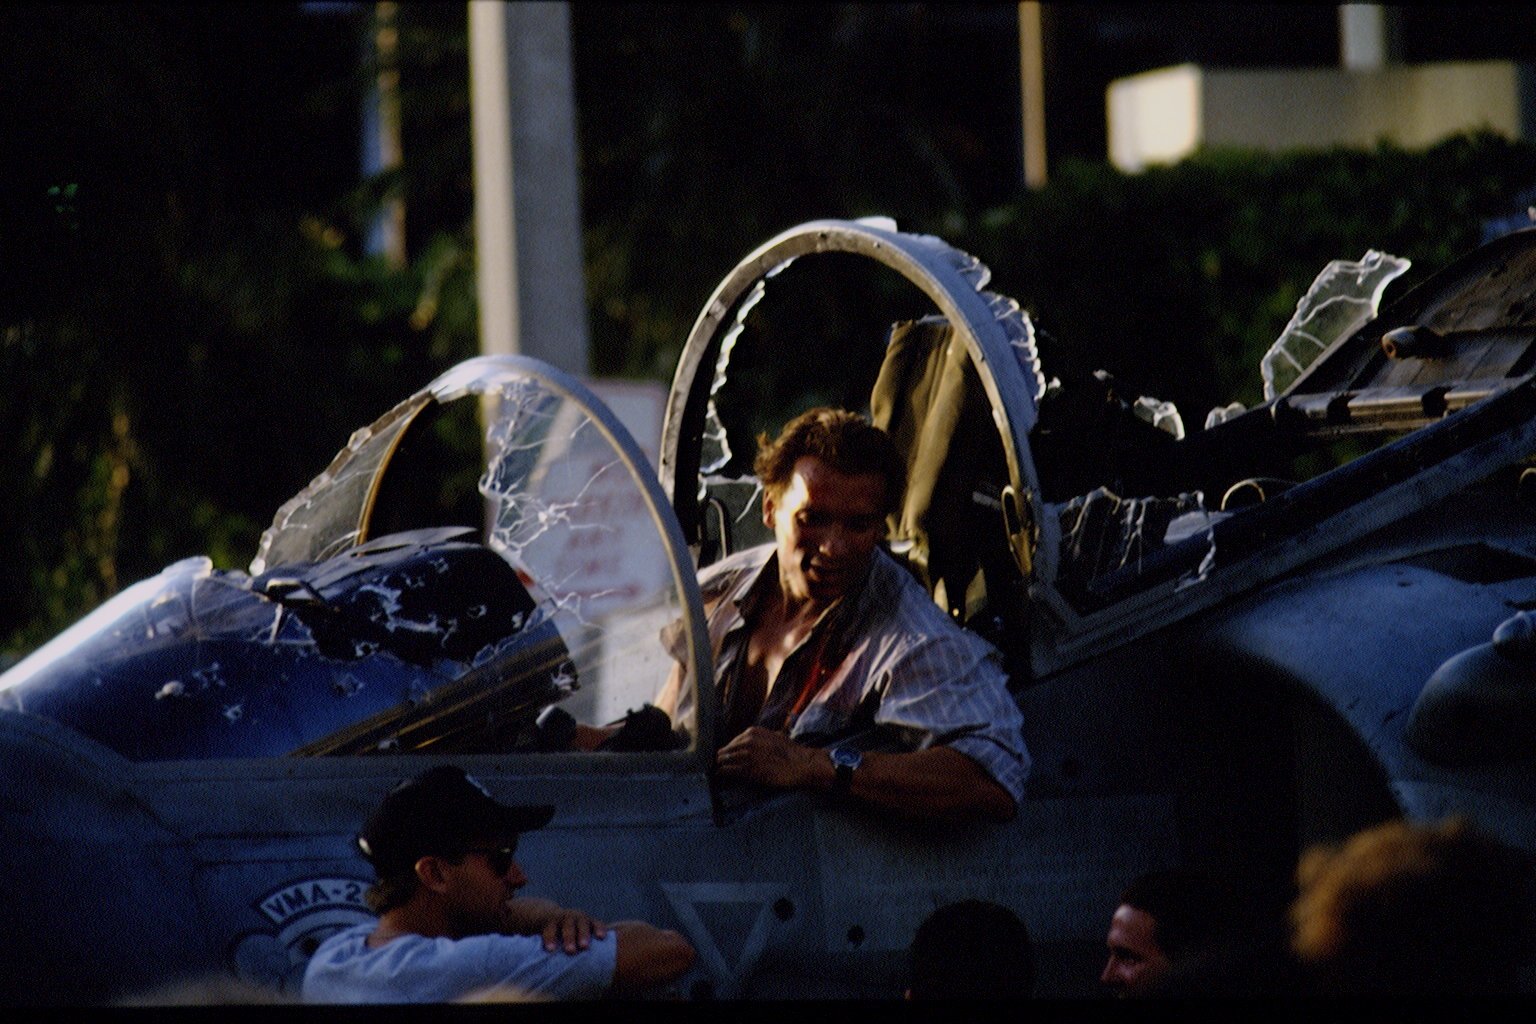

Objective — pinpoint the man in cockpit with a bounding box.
[659,408,1028,821]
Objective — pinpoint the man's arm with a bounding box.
[500,897,606,954]
[560,649,687,752]
[607,921,696,995]
[714,726,1017,822]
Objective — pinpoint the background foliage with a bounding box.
[3,4,1535,657]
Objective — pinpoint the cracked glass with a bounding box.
[0,362,700,760]
[1053,489,1220,610]
[1262,250,1411,401]
[468,372,687,734]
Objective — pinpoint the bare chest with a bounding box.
[725,606,819,733]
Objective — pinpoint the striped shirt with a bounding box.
[697,543,1029,803]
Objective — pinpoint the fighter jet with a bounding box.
[4,218,1536,1003]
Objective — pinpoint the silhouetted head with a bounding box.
[357,765,552,922]
[908,899,1035,1000]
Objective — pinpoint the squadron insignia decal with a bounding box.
[229,876,373,995]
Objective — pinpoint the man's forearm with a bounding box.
[500,896,568,933]
[833,745,1017,822]
[501,896,608,954]
[715,726,1016,822]
[609,921,696,994]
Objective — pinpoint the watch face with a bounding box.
[832,746,861,769]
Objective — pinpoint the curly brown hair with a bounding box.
[1290,816,1532,994]
[753,407,905,516]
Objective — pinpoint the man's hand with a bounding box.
[715,726,830,789]
[570,723,617,751]
[502,897,608,954]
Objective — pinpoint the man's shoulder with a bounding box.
[697,543,773,594]
[308,922,374,964]
[867,551,999,651]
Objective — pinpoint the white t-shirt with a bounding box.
[301,922,617,1003]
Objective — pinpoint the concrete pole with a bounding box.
[364,1,407,269]
[1019,2,1047,188]
[468,0,590,375]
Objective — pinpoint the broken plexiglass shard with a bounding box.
[1204,402,1246,430]
[1261,250,1411,402]
[698,274,772,488]
[473,376,684,729]
[1132,395,1185,440]
[1055,487,1219,608]
[251,394,432,575]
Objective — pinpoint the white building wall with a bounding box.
[1109,61,1528,173]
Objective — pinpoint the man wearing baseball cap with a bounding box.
[302,765,694,1002]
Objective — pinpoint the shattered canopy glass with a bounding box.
[439,361,698,735]
[0,359,702,759]
[1261,250,1411,401]
[1050,249,1411,613]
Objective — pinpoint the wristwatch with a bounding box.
[830,745,863,796]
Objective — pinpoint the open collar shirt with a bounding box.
[696,543,1029,803]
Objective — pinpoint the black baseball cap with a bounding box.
[356,765,555,877]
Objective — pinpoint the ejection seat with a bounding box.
[868,316,1027,662]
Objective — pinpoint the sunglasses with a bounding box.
[459,843,518,877]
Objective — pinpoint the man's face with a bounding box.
[763,456,888,605]
[1100,904,1171,997]
[439,837,528,936]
